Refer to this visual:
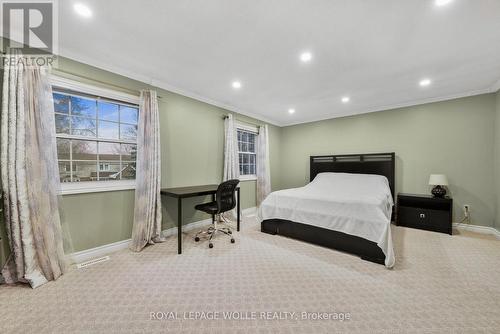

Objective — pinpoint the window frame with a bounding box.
[236,122,258,182]
[51,75,140,195]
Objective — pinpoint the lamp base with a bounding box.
[431,185,447,198]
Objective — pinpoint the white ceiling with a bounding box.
[57,0,500,126]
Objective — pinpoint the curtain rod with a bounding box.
[52,69,163,99]
[0,54,162,99]
[223,115,263,130]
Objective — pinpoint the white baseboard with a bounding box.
[68,239,131,264]
[67,207,257,264]
[453,223,500,240]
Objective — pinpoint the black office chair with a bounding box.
[194,179,240,248]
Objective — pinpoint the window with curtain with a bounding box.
[237,128,257,178]
[52,90,139,184]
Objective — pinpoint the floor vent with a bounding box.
[77,256,110,269]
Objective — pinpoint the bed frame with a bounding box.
[261,152,395,265]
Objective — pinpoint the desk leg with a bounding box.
[237,188,240,232]
[177,197,182,254]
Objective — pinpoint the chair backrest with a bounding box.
[216,179,240,213]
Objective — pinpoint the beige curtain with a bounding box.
[222,114,240,220]
[1,51,67,288]
[256,124,271,206]
[130,90,165,252]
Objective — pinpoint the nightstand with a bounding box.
[396,193,453,235]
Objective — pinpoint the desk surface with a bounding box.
[161,184,219,198]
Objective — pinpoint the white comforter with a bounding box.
[259,172,395,268]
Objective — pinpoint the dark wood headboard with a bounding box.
[310,152,396,199]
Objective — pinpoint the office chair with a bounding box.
[194,179,240,248]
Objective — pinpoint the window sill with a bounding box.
[239,175,257,182]
[59,180,136,195]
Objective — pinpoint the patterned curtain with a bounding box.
[223,114,240,181]
[1,51,67,288]
[130,90,165,252]
[256,124,271,206]
[222,114,240,220]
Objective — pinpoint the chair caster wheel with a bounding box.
[209,243,214,248]
[230,239,235,243]
[194,237,200,242]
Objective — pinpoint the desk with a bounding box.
[161,184,240,254]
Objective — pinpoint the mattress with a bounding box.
[259,172,395,268]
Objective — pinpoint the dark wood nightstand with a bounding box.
[396,193,453,235]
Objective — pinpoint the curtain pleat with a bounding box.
[222,114,240,220]
[256,125,271,206]
[130,90,164,252]
[1,51,67,288]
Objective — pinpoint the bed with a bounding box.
[259,153,396,268]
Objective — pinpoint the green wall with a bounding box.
[0,48,498,259]
[280,94,497,227]
[54,57,282,252]
[495,90,500,229]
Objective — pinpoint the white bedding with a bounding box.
[258,172,395,268]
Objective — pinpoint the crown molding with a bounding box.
[491,78,500,93]
[57,48,283,127]
[282,87,494,127]
[57,48,500,128]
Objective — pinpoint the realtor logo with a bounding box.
[1,0,58,55]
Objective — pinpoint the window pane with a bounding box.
[249,143,255,153]
[72,140,97,160]
[120,124,137,140]
[237,131,242,141]
[121,162,136,180]
[249,154,255,164]
[71,116,96,137]
[55,114,70,134]
[243,164,249,175]
[243,154,249,164]
[59,162,71,182]
[71,96,96,118]
[98,120,119,140]
[98,102,119,121]
[242,132,248,142]
[120,106,138,124]
[72,161,97,182]
[53,93,69,114]
[98,142,120,161]
[250,164,255,175]
[121,144,137,161]
[98,162,122,181]
[57,138,70,160]
[241,142,248,152]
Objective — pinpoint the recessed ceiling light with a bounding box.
[300,51,313,63]
[74,3,92,18]
[232,81,242,89]
[341,96,350,103]
[288,108,295,114]
[435,0,453,7]
[419,78,432,87]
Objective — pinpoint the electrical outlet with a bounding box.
[463,205,470,217]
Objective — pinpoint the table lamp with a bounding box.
[429,174,448,198]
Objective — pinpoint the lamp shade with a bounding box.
[429,174,448,186]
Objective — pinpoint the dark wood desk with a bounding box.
[160,184,241,254]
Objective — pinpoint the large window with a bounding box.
[237,128,256,177]
[53,90,139,184]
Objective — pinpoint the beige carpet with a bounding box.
[1,216,499,334]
